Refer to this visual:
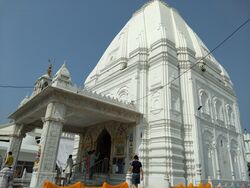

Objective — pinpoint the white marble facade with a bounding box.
[244,133,250,163]
[7,1,249,188]
[84,0,248,187]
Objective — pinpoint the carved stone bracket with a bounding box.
[44,116,65,124]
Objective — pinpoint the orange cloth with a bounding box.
[173,183,185,188]
[43,181,85,188]
[188,183,195,188]
[102,182,128,188]
[205,183,211,188]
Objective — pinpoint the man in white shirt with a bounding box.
[64,155,73,184]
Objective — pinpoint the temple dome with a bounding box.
[85,0,230,85]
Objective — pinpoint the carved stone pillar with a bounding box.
[236,148,247,180]
[30,102,66,188]
[7,124,25,170]
[227,145,235,180]
[213,144,221,179]
[125,131,130,173]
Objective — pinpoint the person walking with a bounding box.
[64,154,73,184]
[85,151,91,178]
[129,155,143,188]
[89,150,99,179]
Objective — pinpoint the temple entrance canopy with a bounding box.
[9,86,141,188]
[10,86,141,133]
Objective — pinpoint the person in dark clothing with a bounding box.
[129,155,143,188]
[89,150,99,179]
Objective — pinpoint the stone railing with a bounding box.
[46,82,137,112]
[172,183,211,188]
[78,88,137,111]
[201,179,250,188]
[61,132,75,140]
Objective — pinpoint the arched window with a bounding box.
[231,140,239,179]
[202,131,214,179]
[150,91,162,114]
[117,86,129,102]
[217,135,231,179]
[41,81,48,90]
[226,105,235,126]
[214,98,224,121]
[199,90,210,115]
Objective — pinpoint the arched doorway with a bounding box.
[96,129,111,173]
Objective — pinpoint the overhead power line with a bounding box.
[0,18,249,127]
[134,18,250,103]
[0,18,249,104]
[0,85,33,89]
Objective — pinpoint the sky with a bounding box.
[0,0,249,130]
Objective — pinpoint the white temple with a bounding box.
[5,0,249,188]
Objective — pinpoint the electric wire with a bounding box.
[133,18,250,103]
[0,85,33,89]
[0,18,248,111]
[0,19,249,92]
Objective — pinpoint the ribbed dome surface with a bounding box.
[85,0,230,84]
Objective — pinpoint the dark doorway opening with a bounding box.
[96,129,111,173]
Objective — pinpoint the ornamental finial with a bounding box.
[47,64,52,77]
[47,59,53,77]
